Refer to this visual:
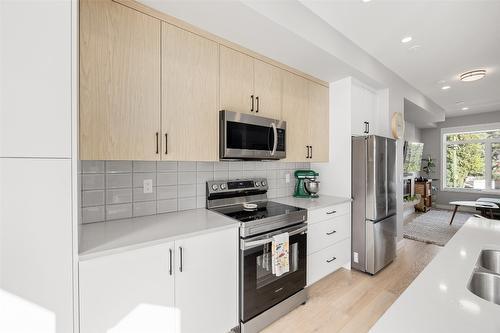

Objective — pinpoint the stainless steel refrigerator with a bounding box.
[351,135,397,274]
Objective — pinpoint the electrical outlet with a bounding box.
[353,252,359,263]
[285,173,290,184]
[143,179,153,194]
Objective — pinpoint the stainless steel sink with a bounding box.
[467,272,500,305]
[478,250,500,274]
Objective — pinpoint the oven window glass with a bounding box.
[255,243,299,289]
[226,122,285,152]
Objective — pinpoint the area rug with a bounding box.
[403,209,473,246]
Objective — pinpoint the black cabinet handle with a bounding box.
[326,230,337,235]
[251,95,254,112]
[326,210,337,215]
[306,146,310,158]
[310,145,313,159]
[256,96,259,113]
[364,121,369,134]
[165,133,168,155]
[169,248,173,275]
[326,256,337,263]
[155,132,159,154]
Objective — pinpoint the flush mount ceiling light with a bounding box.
[441,85,451,90]
[460,69,486,82]
[401,36,412,43]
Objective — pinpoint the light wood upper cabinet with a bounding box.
[308,81,329,162]
[282,71,310,162]
[161,23,219,161]
[220,45,254,114]
[254,60,282,119]
[80,0,161,160]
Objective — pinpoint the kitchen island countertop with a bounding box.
[370,216,500,333]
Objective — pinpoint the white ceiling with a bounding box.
[300,0,500,118]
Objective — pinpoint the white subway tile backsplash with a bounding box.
[157,186,177,200]
[133,187,156,202]
[133,201,156,217]
[106,203,132,220]
[157,199,177,214]
[178,172,196,185]
[178,184,196,198]
[106,161,132,173]
[82,190,105,207]
[132,172,156,188]
[82,161,104,174]
[106,173,132,189]
[157,161,177,172]
[178,161,196,172]
[196,162,213,172]
[157,173,177,186]
[178,197,196,211]
[82,174,105,190]
[82,206,105,223]
[133,161,156,173]
[106,188,132,204]
[81,160,309,223]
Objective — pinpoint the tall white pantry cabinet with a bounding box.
[0,1,78,333]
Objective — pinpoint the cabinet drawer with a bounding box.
[308,202,351,224]
[307,238,350,286]
[307,214,350,255]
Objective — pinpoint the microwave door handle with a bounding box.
[270,123,278,156]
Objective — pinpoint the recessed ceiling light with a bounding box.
[362,0,371,2]
[401,36,412,43]
[441,85,451,90]
[460,69,486,82]
[461,107,469,111]
[455,101,465,105]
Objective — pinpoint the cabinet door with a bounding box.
[0,1,71,158]
[162,23,219,161]
[220,45,255,114]
[80,0,161,160]
[254,59,282,119]
[0,159,73,332]
[79,243,175,333]
[282,71,310,162]
[351,82,376,136]
[175,227,239,333]
[308,81,329,162]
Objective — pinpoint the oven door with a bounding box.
[220,110,286,160]
[240,223,307,323]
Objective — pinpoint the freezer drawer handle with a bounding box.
[326,230,337,235]
[326,257,337,263]
[326,210,337,215]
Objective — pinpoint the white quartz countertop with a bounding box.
[79,209,239,260]
[273,195,352,210]
[370,216,500,333]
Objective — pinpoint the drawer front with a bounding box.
[307,214,350,255]
[308,202,351,224]
[307,238,350,286]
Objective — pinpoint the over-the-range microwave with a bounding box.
[219,110,286,160]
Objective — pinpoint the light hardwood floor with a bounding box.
[262,239,441,333]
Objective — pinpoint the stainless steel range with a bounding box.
[207,178,308,333]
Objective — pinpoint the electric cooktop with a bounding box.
[211,201,305,223]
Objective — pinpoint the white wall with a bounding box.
[313,78,351,198]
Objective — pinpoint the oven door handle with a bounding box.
[270,122,278,156]
[242,225,307,250]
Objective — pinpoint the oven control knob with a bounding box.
[261,181,267,187]
[211,184,219,191]
[220,183,226,190]
[255,181,260,187]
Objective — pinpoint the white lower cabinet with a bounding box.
[306,203,351,286]
[79,227,239,333]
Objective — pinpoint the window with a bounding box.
[442,125,500,192]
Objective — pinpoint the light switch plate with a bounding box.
[143,179,153,194]
[285,173,290,184]
[353,252,359,263]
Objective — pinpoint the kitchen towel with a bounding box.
[272,232,290,276]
